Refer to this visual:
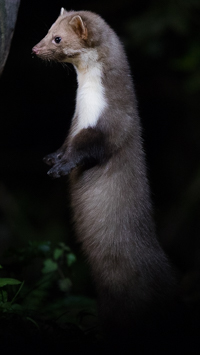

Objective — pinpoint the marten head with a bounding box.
[32,8,108,67]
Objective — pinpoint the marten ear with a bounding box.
[69,15,88,40]
[60,7,67,16]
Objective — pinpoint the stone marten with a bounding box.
[32,8,175,337]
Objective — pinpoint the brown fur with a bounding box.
[32,9,176,337]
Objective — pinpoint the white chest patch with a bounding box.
[73,57,107,135]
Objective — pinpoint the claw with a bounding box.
[43,156,53,166]
[47,167,60,178]
[43,154,55,166]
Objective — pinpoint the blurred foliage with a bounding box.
[0,242,99,349]
[126,0,200,92]
[1,240,96,317]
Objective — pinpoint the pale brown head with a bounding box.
[32,8,90,64]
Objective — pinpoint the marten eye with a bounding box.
[54,36,62,44]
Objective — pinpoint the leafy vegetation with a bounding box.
[0,242,99,351]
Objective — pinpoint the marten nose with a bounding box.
[32,46,40,55]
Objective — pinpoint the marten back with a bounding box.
[32,8,176,337]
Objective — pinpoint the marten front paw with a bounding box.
[47,160,76,178]
[43,151,63,166]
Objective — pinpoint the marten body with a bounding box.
[32,9,175,335]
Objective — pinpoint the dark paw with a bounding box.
[47,161,76,178]
[43,151,63,166]
[47,166,61,178]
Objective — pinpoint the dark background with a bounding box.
[0,0,200,302]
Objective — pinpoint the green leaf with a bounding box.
[0,265,3,269]
[53,248,63,260]
[0,278,21,287]
[42,259,58,274]
[66,253,77,267]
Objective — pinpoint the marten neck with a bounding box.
[74,51,107,134]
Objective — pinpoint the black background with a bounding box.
[1,0,200,299]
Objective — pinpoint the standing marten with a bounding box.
[32,8,175,338]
